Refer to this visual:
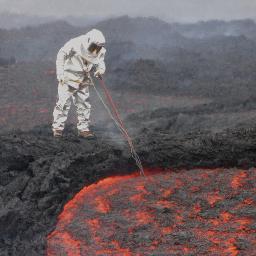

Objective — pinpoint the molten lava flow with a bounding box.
[47,168,256,256]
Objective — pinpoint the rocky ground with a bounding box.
[1,113,256,255]
[1,16,256,256]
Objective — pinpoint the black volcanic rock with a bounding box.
[1,121,256,255]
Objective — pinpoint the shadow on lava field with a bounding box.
[47,168,256,256]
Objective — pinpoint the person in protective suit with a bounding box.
[52,29,106,138]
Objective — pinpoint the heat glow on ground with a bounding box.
[47,168,256,256]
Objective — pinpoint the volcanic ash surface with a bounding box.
[47,168,256,256]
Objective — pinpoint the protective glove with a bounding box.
[94,69,104,79]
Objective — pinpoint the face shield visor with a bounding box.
[88,42,104,54]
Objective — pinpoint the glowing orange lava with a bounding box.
[47,168,256,256]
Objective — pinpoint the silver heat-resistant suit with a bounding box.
[52,29,106,132]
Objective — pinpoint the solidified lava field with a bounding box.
[1,124,256,255]
[2,17,256,256]
[47,168,256,256]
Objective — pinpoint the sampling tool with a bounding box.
[91,75,145,177]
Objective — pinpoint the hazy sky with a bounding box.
[1,0,256,22]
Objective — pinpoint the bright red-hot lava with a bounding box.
[47,168,256,256]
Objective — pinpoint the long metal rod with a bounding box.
[91,77,145,177]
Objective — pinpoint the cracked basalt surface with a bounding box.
[1,120,256,255]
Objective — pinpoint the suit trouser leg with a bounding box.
[72,86,91,131]
[52,83,73,131]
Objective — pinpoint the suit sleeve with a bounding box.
[96,48,106,74]
[56,39,74,81]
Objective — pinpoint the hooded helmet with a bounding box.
[86,29,106,54]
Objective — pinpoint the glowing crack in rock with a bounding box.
[47,168,256,256]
